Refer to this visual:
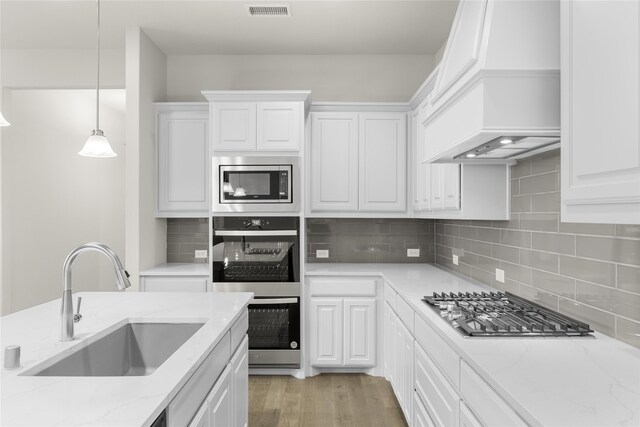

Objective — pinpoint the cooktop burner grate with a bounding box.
[423,291,593,337]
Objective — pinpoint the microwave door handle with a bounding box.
[214,230,297,236]
[250,298,298,305]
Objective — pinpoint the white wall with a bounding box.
[0,47,126,313]
[2,49,125,89]
[125,28,167,291]
[1,89,126,313]
[167,54,435,102]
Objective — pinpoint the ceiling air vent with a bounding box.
[247,4,291,17]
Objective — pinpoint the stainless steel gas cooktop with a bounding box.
[423,291,593,337]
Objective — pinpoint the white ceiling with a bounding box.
[1,1,458,55]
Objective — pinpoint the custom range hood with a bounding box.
[423,0,560,164]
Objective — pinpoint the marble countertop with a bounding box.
[0,291,252,427]
[140,263,209,276]
[305,263,640,427]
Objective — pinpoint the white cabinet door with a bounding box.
[257,102,301,151]
[459,403,483,427]
[430,164,460,211]
[208,365,232,427]
[140,276,208,292]
[383,302,395,383]
[187,404,209,427]
[230,336,248,427]
[443,164,461,210]
[416,100,432,212]
[413,392,436,427]
[211,102,257,151]
[359,113,407,211]
[156,106,209,217]
[561,0,640,224]
[310,113,359,211]
[414,343,460,427]
[343,298,376,367]
[309,298,344,366]
[400,321,414,424]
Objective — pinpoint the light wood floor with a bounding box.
[248,374,408,427]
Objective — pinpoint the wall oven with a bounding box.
[213,156,299,213]
[212,216,300,368]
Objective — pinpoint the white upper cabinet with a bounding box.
[310,113,359,211]
[308,108,407,215]
[429,164,461,211]
[359,113,407,212]
[561,0,640,224]
[155,103,209,217]
[211,102,256,151]
[257,102,302,151]
[203,91,311,153]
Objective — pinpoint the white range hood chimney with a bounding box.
[424,0,560,164]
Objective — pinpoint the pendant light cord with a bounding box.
[95,0,101,131]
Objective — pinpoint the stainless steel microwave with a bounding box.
[212,156,299,213]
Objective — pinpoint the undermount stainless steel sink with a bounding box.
[27,322,204,377]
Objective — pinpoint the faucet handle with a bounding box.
[73,297,82,323]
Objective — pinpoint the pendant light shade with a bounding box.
[79,129,117,157]
[0,112,10,127]
[80,0,116,158]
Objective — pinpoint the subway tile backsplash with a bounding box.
[167,218,209,263]
[306,218,435,264]
[435,149,640,349]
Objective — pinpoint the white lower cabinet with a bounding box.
[459,402,483,427]
[308,276,378,369]
[309,297,376,368]
[385,299,414,425]
[182,313,248,427]
[207,365,232,427]
[231,336,249,427]
[413,392,436,427]
[188,405,208,427]
[414,343,460,427]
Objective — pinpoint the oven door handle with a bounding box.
[250,297,299,305]
[215,230,297,236]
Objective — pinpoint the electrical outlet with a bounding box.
[496,268,505,283]
[407,248,420,257]
[316,249,329,259]
[195,250,208,259]
[453,254,459,265]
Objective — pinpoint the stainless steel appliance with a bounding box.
[213,156,299,213]
[212,216,300,368]
[423,291,593,337]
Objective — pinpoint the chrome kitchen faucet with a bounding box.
[61,242,130,341]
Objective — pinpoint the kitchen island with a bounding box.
[306,263,640,427]
[0,291,252,427]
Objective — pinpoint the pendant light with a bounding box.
[79,0,116,157]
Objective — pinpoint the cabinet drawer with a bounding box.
[415,343,460,427]
[383,281,397,310]
[396,296,414,334]
[308,277,377,297]
[413,391,436,427]
[230,309,248,354]
[415,315,459,387]
[460,361,527,427]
